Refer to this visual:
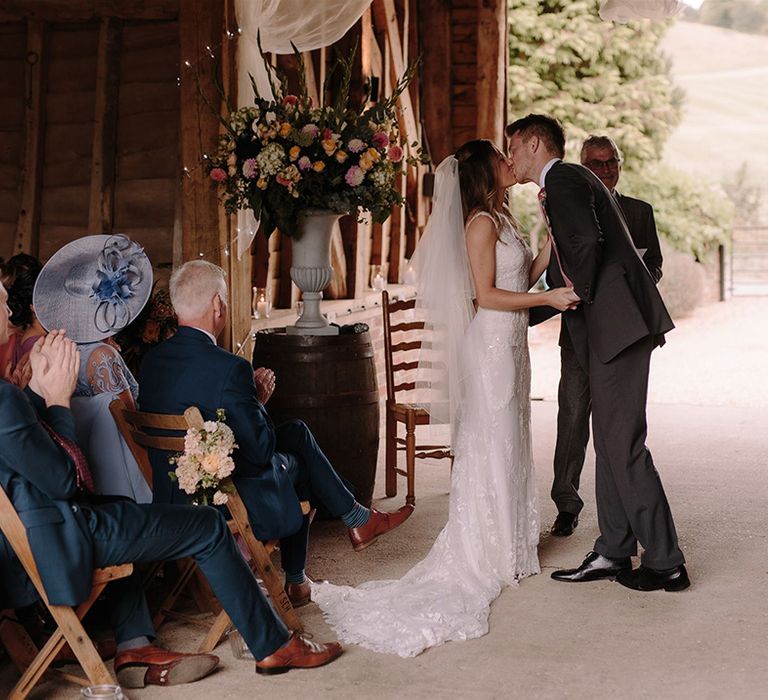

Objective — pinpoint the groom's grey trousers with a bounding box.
[572,325,684,570]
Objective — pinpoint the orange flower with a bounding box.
[312,161,326,172]
[289,146,301,161]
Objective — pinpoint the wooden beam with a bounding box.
[418,0,452,162]
[88,17,120,235]
[15,20,45,256]
[178,0,224,265]
[476,0,506,144]
[372,0,418,151]
[0,1,178,22]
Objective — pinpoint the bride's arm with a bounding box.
[466,217,579,312]
[529,237,551,288]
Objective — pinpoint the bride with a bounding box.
[312,140,581,658]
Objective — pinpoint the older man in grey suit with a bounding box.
[548,135,665,539]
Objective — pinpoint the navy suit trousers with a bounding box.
[83,500,290,659]
[277,420,356,575]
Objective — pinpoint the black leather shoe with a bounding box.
[551,551,631,582]
[616,564,690,592]
[550,512,579,537]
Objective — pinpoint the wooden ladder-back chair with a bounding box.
[109,401,303,653]
[382,290,453,506]
[0,486,132,699]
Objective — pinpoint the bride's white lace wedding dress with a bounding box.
[312,212,540,658]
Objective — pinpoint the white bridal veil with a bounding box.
[409,156,476,440]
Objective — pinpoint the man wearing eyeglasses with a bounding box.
[549,134,664,538]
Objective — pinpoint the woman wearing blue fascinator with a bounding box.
[33,234,154,502]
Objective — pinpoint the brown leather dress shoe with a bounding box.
[348,504,415,552]
[53,638,116,667]
[255,633,343,675]
[114,645,219,688]
[284,574,326,607]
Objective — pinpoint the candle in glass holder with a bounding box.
[252,287,271,319]
[403,262,416,286]
[370,265,385,292]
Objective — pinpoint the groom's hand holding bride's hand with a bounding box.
[545,287,581,312]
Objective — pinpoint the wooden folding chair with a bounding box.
[0,486,132,699]
[109,400,303,652]
[382,290,453,505]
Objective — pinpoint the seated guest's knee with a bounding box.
[278,419,313,444]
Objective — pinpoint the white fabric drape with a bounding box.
[233,0,372,257]
[599,0,685,22]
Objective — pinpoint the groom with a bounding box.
[506,114,688,592]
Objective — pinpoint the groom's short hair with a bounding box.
[505,114,565,159]
[170,259,228,319]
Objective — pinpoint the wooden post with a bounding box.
[476,0,506,144]
[15,20,46,256]
[88,17,121,235]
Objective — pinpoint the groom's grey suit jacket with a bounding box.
[541,161,674,368]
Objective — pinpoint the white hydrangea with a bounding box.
[256,143,286,178]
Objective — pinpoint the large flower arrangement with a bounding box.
[206,47,423,237]
[168,409,237,507]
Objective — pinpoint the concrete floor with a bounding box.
[2,298,767,699]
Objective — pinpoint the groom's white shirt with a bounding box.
[539,158,561,189]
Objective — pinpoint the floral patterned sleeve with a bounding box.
[85,345,139,401]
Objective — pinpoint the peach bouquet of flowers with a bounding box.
[206,45,423,237]
[169,409,237,506]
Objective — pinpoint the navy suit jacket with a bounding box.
[138,327,303,541]
[541,162,674,367]
[0,380,94,607]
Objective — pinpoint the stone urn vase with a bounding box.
[288,210,341,336]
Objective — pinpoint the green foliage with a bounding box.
[507,0,732,256]
[697,0,768,35]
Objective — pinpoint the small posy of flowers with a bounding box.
[206,44,426,238]
[168,409,237,507]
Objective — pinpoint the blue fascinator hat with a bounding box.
[33,234,153,343]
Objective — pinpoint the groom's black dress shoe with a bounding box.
[550,512,578,537]
[616,564,690,592]
[551,551,631,582]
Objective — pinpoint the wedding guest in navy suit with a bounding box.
[0,278,343,683]
[139,260,413,607]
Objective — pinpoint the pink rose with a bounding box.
[387,145,404,163]
[282,94,299,107]
[242,158,257,179]
[345,165,365,187]
[322,128,333,141]
[372,131,389,149]
[209,167,227,182]
[301,124,320,139]
[347,138,365,153]
[298,156,312,171]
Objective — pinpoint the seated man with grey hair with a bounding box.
[549,134,664,538]
[139,260,413,608]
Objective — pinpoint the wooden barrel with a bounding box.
[253,328,380,511]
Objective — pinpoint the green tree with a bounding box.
[507,0,731,256]
[698,0,768,34]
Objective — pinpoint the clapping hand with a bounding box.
[9,353,32,389]
[28,330,80,408]
[254,367,276,405]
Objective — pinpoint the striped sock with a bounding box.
[285,570,306,585]
[341,502,370,528]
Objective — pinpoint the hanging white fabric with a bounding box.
[232,0,372,257]
[599,0,685,22]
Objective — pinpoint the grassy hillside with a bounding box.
[661,22,768,197]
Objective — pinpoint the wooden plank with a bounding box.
[37,223,86,259]
[42,158,92,187]
[371,0,418,152]
[40,184,90,226]
[116,111,178,155]
[476,0,506,143]
[88,16,120,234]
[117,81,178,117]
[43,123,93,162]
[452,63,477,85]
[15,20,46,257]
[451,39,476,65]
[178,0,225,266]
[419,0,452,162]
[45,91,95,124]
[116,145,177,180]
[120,20,178,50]
[453,104,478,129]
[113,178,175,229]
[120,44,180,83]
[0,1,179,22]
